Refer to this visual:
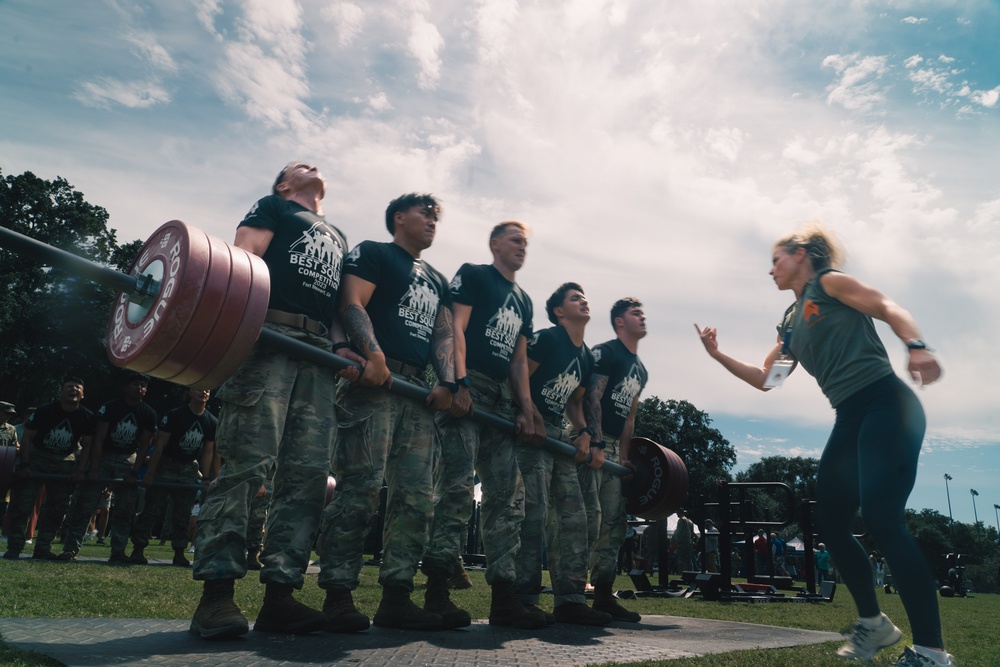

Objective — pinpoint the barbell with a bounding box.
[0,445,336,501]
[0,221,688,519]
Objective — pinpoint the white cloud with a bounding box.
[209,0,315,129]
[408,13,444,89]
[74,78,171,109]
[125,33,179,73]
[970,86,1000,108]
[323,2,366,47]
[822,53,888,113]
[367,91,392,111]
[901,16,927,25]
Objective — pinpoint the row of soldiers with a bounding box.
[2,380,219,566]
[187,162,653,639]
[5,161,652,641]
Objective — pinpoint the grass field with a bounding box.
[1,541,997,667]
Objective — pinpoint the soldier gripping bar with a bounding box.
[0,221,687,519]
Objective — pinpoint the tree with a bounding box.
[633,396,736,527]
[733,455,819,537]
[0,169,141,409]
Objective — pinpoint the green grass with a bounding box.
[1,541,998,666]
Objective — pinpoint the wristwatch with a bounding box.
[905,339,932,351]
[456,376,473,390]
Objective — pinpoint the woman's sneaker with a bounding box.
[893,646,957,666]
[837,614,902,660]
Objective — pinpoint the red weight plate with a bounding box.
[106,221,212,372]
[143,233,234,380]
[188,247,270,390]
[165,240,254,387]
[624,437,689,520]
[0,444,16,502]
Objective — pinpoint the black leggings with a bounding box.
[815,374,942,649]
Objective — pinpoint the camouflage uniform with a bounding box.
[425,369,525,585]
[246,469,274,555]
[0,421,16,448]
[318,371,436,591]
[5,451,76,555]
[131,458,201,552]
[63,453,139,556]
[514,420,595,607]
[576,435,627,587]
[193,324,338,586]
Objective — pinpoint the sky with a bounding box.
[1,0,998,527]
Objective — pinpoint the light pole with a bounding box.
[944,474,954,541]
[994,504,999,543]
[971,489,980,538]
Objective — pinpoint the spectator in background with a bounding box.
[130,388,217,567]
[702,520,720,573]
[753,529,769,576]
[3,378,94,560]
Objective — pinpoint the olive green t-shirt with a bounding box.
[779,269,894,408]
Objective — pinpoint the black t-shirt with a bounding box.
[450,263,533,380]
[26,401,95,457]
[95,398,158,454]
[159,405,218,463]
[527,326,594,420]
[239,194,348,327]
[343,241,451,367]
[592,338,648,438]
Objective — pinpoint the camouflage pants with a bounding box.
[131,458,200,551]
[4,452,76,555]
[426,371,525,585]
[193,325,338,587]
[514,422,594,606]
[62,452,138,555]
[576,436,626,587]
[319,377,436,591]
[246,469,274,553]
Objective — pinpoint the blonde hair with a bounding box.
[775,222,843,271]
[490,220,529,240]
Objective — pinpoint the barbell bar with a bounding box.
[0,221,687,519]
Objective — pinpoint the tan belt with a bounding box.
[265,309,328,337]
[384,357,425,377]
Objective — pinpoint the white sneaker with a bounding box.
[837,614,903,660]
[893,646,957,666]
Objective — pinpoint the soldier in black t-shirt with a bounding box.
[191,163,362,640]
[424,221,548,629]
[60,373,157,562]
[130,388,217,566]
[581,298,649,622]
[3,376,95,560]
[319,192,457,632]
[513,283,611,627]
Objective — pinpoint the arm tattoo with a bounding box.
[585,374,608,440]
[431,306,456,382]
[342,304,382,356]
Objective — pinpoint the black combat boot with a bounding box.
[592,582,641,622]
[322,588,371,633]
[373,585,445,630]
[423,567,472,629]
[489,580,548,629]
[189,579,249,639]
[253,583,327,634]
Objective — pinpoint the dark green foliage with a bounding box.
[633,396,737,527]
[0,169,142,411]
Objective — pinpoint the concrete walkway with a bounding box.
[0,614,842,666]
